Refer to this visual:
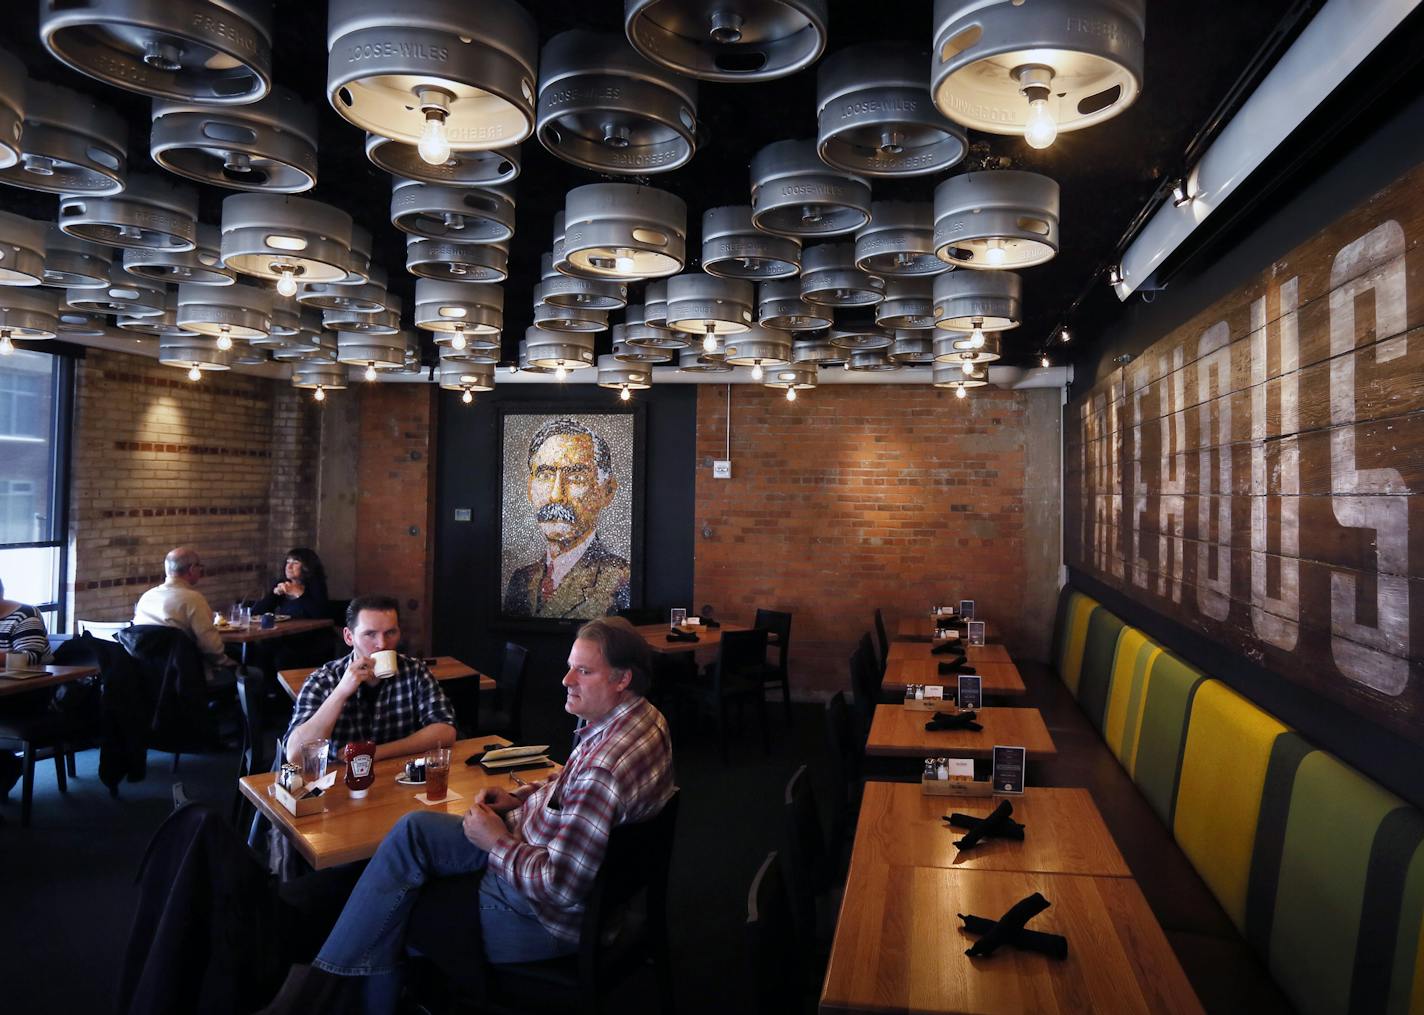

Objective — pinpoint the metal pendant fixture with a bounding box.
[40,0,273,104]
[150,87,318,193]
[267,296,299,336]
[827,323,892,351]
[758,281,832,332]
[643,279,671,330]
[327,0,538,157]
[817,43,966,176]
[272,327,336,361]
[0,213,47,287]
[563,183,687,280]
[876,278,935,330]
[538,30,697,175]
[221,193,353,291]
[933,170,1060,269]
[622,302,687,350]
[325,292,400,335]
[611,327,673,363]
[933,329,1002,366]
[44,226,113,290]
[888,330,934,365]
[439,359,496,392]
[57,310,110,338]
[677,346,732,372]
[414,279,503,342]
[299,266,388,314]
[525,325,596,372]
[702,206,800,281]
[517,339,556,374]
[291,363,347,395]
[337,329,406,373]
[932,361,988,394]
[60,174,198,251]
[159,335,234,378]
[366,132,520,187]
[176,281,272,339]
[750,140,871,237]
[791,335,843,366]
[407,236,509,283]
[536,253,628,312]
[391,179,516,244]
[253,306,320,346]
[624,0,828,82]
[855,202,947,277]
[846,348,899,371]
[0,288,60,346]
[932,269,1022,332]
[930,0,1146,148]
[723,325,793,380]
[800,244,885,308]
[666,273,754,354]
[0,82,125,196]
[596,354,652,397]
[0,50,24,170]
[533,297,609,334]
[124,223,235,287]
[68,266,166,317]
[117,290,190,336]
[764,365,816,394]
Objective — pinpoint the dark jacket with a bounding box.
[54,632,149,791]
[116,625,217,754]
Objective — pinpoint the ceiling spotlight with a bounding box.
[624,0,828,82]
[451,333,468,351]
[1060,327,1071,343]
[1171,179,1194,207]
[508,363,518,374]
[0,331,12,355]
[188,364,201,381]
[1042,354,1051,369]
[1107,264,1123,286]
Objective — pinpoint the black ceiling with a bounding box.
[4,1,1308,368]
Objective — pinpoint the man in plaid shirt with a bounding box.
[283,594,457,765]
[264,617,673,1014]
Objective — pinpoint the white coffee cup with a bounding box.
[4,649,21,671]
[372,650,398,679]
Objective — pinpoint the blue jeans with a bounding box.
[315,811,573,1012]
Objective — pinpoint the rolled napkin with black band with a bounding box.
[931,640,961,655]
[946,811,1025,840]
[702,618,721,629]
[926,710,983,732]
[961,892,1056,958]
[666,629,700,643]
[953,799,1019,850]
[958,913,1068,959]
[938,661,975,675]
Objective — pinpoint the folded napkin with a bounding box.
[702,618,721,629]
[958,913,1068,959]
[926,710,982,732]
[666,630,700,643]
[938,660,975,676]
[946,811,1025,840]
[961,892,1058,958]
[953,799,1021,850]
[931,640,962,655]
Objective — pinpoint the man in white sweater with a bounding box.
[132,546,235,671]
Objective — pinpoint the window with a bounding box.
[0,349,71,631]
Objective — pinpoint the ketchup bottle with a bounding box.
[343,740,376,799]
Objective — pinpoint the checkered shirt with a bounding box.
[488,695,675,942]
[283,651,456,757]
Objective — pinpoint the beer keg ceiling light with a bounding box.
[57,310,110,338]
[563,183,687,280]
[666,273,754,353]
[415,279,503,343]
[68,265,166,317]
[933,171,1060,270]
[750,140,871,237]
[150,87,318,193]
[800,243,885,308]
[536,253,628,312]
[44,226,112,290]
[391,179,516,244]
[827,322,892,351]
[291,362,347,398]
[252,306,320,346]
[338,224,373,286]
[59,173,198,251]
[611,328,673,363]
[933,361,988,394]
[702,206,800,281]
[176,281,272,341]
[817,42,966,176]
[299,265,388,314]
[624,0,828,82]
[533,297,609,334]
[791,335,843,367]
[934,329,1002,368]
[622,301,688,350]
[723,324,792,380]
[517,339,557,374]
[407,236,509,283]
[337,329,407,377]
[439,359,496,393]
[0,288,60,353]
[266,296,299,336]
[888,330,934,364]
[758,280,832,332]
[930,0,1145,149]
[765,365,816,397]
[847,348,899,371]
[677,346,732,372]
[324,292,400,335]
[159,334,233,377]
[272,328,336,362]
[0,50,23,170]
[643,279,670,329]
[525,325,596,373]
[0,213,47,287]
[40,0,273,104]
[597,353,652,401]
[0,82,125,196]
[538,30,697,175]
[932,268,1022,332]
[877,277,935,330]
[855,202,947,277]
[221,193,353,294]
[124,223,235,287]
[326,0,538,161]
[366,132,520,187]
[117,290,191,336]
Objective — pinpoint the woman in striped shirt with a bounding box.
[0,578,52,667]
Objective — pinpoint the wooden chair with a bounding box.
[680,628,770,763]
[873,608,890,678]
[745,851,809,1014]
[752,608,793,726]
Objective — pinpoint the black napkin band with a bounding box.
[931,641,961,655]
[666,631,700,643]
[958,914,1068,959]
[947,813,1025,839]
[954,799,1016,850]
[963,892,1052,957]
[925,710,983,732]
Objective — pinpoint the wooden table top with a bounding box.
[850,782,1130,878]
[217,617,332,644]
[888,639,1010,665]
[897,616,995,641]
[819,864,1203,1015]
[633,622,750,653]
[278,656,496,701]
[0,664,100,698]
[866,705,1057,761]
[882,658,1026,698]
[238,735,561,870]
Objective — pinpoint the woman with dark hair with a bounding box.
[254,548,330,620]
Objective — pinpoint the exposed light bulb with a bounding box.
[216,326,233,351]
[1041,354,1051,369]
[364,363,377,382]
[276,269,298,298]
[187,364,202,381]
[1024,96,1057,149]
[314,385,325,402]
[983,242,1007,268]
[555,365,567,381]
[702,331,717,353]
[961,357,973,375]
[0,331,12,356]
[619,386,631,402]
[507,363,518,374]
[417,111,451,167]
[970,324,985,349]
[955,384,967,400]
[751,362,763,381]
[614,254,636,274]
[786,387,797,402]
[461,388,473,404]
[450,333,467,351]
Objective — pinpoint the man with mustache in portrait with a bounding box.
[502,419,631,619]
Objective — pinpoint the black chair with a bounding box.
[0,707,88,826]
[680,628,770,762]
[782,765,834,946]
[482,641,529,741]
[616,606,666,626]
[849,635,883,741]
[410,791,681,1015]
[745,851,808,1015]
[117,625,222,772]
[752,608,793,727]
[233,665,287,826]
[823,691,862,850]
[873,608,890,678]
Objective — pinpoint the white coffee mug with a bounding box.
[372,650,398,679]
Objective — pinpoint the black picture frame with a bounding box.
[494,403,646,632]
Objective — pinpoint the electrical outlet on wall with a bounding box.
[713,460,732,479]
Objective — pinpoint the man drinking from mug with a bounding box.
[284,594,456,765]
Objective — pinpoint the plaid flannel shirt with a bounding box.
[488,695,674,942]
[283,651,456,758]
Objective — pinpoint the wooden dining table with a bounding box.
[277,655,496,701]
[633,622,751,654]
[218,616,333,665]
[865,704,1057,761]
[897,616,995,641]
[882,657,1026,698]
[238,735,561,870]
[887,639,1011,665]
[0,663,100,698]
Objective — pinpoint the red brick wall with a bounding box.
[353,382,438,652]
[694,383,1057,698]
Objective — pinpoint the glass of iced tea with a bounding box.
[425,746,451,801]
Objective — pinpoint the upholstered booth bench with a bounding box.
[1047,587,1424,1015]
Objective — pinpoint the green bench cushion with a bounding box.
[1079,607,1127,731]
[1133,651,1208,826]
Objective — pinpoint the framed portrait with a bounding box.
[496,405,645,625]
